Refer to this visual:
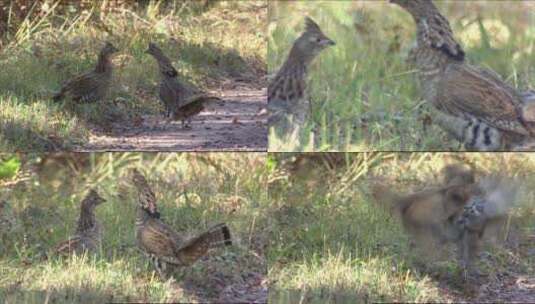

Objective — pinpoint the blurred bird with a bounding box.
[54,189,106,255]
[53,42,118,103]
[131,169,232,279]
[455,175,520,275]
[371,163,520,276]
[440,163,476,187]
[268,17,335,144]
[391,0,535,150]
[146,43,222,129]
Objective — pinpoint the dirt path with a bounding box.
[466,273,535,303]
[439,273,535,303]
[438,246,535,303]
[75,89,267,151]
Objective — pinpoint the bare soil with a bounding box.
[74,89,267,152]
[438,235,535,303]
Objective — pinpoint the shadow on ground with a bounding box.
[77,89,267,151]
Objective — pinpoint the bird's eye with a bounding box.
[316,38,321,43]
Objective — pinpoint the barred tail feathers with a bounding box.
[433,111,502,151]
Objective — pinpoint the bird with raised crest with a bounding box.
[391,0,535,150]
[268,17,335,145]
[53,42,118,103]
[146,43,222,129]
[54,189,106,256]
[130,168,232,279]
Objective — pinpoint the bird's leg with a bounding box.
[150,254,168,280]
[165,109,173,126]
[163,116,172,129]
[182,119,192,130]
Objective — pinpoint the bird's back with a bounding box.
[55,220,103,255]
[60,69,112,103]
[438,63,530,136]
[136,215,183,258]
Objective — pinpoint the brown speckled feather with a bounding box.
[438,64,528,135]
[53,42,118,103]
[54,189,106,256]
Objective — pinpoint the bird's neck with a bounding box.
[94,53,112,74]
[269,50,309,102]
[76,205,96,233]
[283,45,315,73]
[410,46,452,75]
[136,206,159,224]
[151,54,177,78]
[411,17,464,75]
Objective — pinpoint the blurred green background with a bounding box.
[268,1,535,151]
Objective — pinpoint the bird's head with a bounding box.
[102,42,119,56]
[441,164,476,187]
[130,168,160,216]
[145,42,178,77]
[291,17,335,60]
[131,168,147,189]
[82,189,106,209]
[146,42,163,56]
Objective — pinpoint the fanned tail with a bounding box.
[174,223,232,266]
[195,223,232,248]
[433,110,502,151]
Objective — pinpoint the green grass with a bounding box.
[0,153,268,303]
[268,1,535,151]
[267,153,535,302]
[0,1,266,151]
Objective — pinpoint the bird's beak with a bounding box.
[322,38,336,46]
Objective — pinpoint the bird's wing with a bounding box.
[439,64,529,135]
[159,79,178,108]
[54,235,84,255]
[139,218,183,259]
[62,72,105,102]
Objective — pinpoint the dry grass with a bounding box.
[0,153,268,303]
[0,1,267,151]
